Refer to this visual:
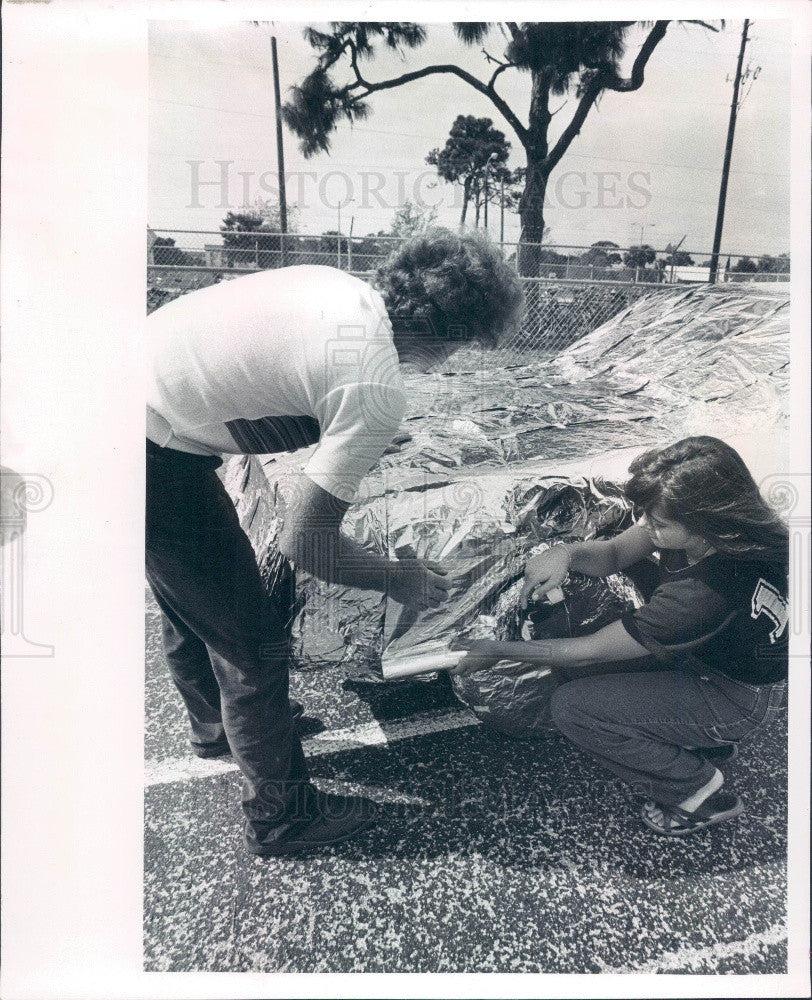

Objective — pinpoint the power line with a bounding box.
[150,100,788,179]
[149,149,791,199]
[150,145,789,182]
[155,51,737,110]
[650,193,788,215]
[150,97,275,118]
[152,52,271,72]
[558,150,787,179]
[152,34,791,71]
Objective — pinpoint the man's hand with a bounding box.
[389,560,452,611]
[519,545,570,609]
[448,638,503,676]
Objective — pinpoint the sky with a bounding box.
[149,18,792,257]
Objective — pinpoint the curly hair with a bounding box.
[374,228,524,346]
[625,436,789,565]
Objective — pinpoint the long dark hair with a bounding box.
[625,436,789,565]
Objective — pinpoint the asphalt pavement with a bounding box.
[144,586,788,974]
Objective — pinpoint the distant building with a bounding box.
[670,265,711,283]
[725,271,790,284]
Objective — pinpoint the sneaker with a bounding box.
[190,700,306,759]
[313,788,378,821]
[698,743,738,764]
[243,791,378,857]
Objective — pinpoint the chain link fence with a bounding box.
[147,228,789,354]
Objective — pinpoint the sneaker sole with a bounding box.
[641,795,744,837]
[700,743,738,763]
[244,815,377,857]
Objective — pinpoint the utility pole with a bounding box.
[709,19,749,284]
[668,235,687,284]
[639,222,656,247]
[500,178,505,246]
[271,36,288,264]
[636,222,656,279]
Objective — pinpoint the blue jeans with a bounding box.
[550,662,786,806]
[145,440,313,840]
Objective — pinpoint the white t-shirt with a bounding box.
[146,266,407,503]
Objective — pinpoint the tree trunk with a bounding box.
[517,160,550,276]
[460,178,471,225]
[517,69,552,280]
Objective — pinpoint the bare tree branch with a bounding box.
[544,83,602,173]
[482,48,511,68]
[480,47,519,93]
[600,20,669,92]
[545,21,669,171]
[487,62,513,91]
[344,51,529,144]
[347,40,364,88]
[684,20,721,32]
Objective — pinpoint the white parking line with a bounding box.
[145,708,479,788]
[602,922,787,973]
[305,707,479,756]
[311,778,429,808]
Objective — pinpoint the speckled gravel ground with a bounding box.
[144,586,788,973]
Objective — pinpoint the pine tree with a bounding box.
[283,20,721,275]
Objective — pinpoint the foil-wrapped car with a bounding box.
[450,557,645,739]
[221,285,788,735]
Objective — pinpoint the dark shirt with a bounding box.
[621,548,788,684]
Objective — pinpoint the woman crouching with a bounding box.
[451,436,789,836]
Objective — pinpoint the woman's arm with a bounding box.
[520,525,656,607]
[451,619,651,674]
[569,525,656,576]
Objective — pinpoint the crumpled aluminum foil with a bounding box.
[223,451,389,675]
[221,285,788,696]
[378,472,637,678]
[450,545,644,739]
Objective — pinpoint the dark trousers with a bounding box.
[550,662,786,807]
[145,439,311,838]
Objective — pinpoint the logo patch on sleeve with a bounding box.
[750,578,789,644]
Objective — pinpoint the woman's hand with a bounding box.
[448,638,503,676]
[519,545,570,609]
